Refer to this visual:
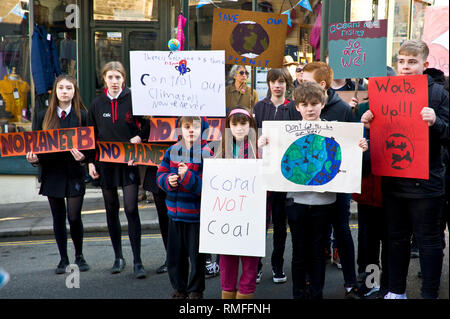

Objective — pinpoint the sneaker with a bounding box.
[205,261,219,278]
[256,270,262,284]
[187,291,203,299]
[171,290,187,299]
[344,286,360,299]
[55,259,69,275]
[324,247,332,264]
[410,247,419,259]
[156,262,167,274]
[0,268,10,289]
[384,292,407,299]
[363,286,380,298]
[133,263,147,279]
[75,255,90,272]
[333,248,342,269]
[272,269,287,283]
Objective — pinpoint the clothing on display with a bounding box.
[0,70,30,122]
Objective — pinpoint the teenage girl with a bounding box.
[219,105,259,299]
[27,74,90,274]
[87,61,149,279]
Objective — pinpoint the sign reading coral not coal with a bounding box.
[211,8,288,68]
[0,127,95,157]
[97,141,171,166]
[369,75,429,179]
[130,51,226,117]
[328,19,387,79]
[199,159,267,257]
[261,121,364,193]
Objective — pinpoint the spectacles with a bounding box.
[296,67,303,73]
[239,70,249,76]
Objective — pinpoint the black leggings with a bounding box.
[48,196,84,261]
[102,184,142,264]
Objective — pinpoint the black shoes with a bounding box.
[75,255,90,272]
[55,259,69,275]
[156,262,168,274]
[111,258,126,274]
[134,263,147,279]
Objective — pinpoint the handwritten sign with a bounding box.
[130,51,226,117]
[148,117,225,142]
[97,141,170,166]
[261,121,363,193]
[0,127,95,157]
[369,75,429,179]
[211,8,288,68]
[423,5,449,75]
[199,159,267,257]
[328,20,387,79]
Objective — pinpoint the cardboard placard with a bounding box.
[97,141,171,166]
[148,117,225,142]
[199,159,267,257]
[0,127,95,157]
[261,121,364,193]
[328,19,387,79]
[369,75,429,179]
[130,50,226,117]
[211,8,288,68]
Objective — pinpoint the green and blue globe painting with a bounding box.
[281,134,342,186]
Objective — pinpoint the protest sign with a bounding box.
[130,51,226,117]
[328,19,387,79]
[97,141,170,166]
[0,127,95,157]
[211,8,288,68]
[423,5,449,75]
[148,117,225,142]
[199,159,267,257]
[261,121,363,193]
[369,75,429,179]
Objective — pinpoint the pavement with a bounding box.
[0,186,359,238]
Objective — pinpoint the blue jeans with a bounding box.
[330,193,357,287]
[384,195,444,299]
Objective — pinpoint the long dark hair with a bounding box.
[219,105,258,159]
[42,75,87,130]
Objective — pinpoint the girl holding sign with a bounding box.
[87,61,149,279]
[26,74,90,274]
[218,105,259,299]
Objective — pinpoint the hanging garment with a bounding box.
[0,75,30,122]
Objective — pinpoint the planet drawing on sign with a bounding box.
[230,21,269,59]
[281,134,342,186]
[175,59,191,76]
[383,133,414,170]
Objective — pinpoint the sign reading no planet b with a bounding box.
[211,8,288,68]
[199,159,267,257]
[130,51,226,117]
[328,19,387,79]
[0,127,95,157]
[97,141,171,166]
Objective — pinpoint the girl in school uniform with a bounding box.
[87,61,149,279]
[26,74,90,274]
[218,105,260,299]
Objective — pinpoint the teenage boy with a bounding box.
[253,68,291,284]
[285,61,360,298]
[157,116,214,299]
[258,81,368,299]
[361,39,449,299]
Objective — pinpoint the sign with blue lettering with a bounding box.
[328,20,388,79]
[211,8,288,68]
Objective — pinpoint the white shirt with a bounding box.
[107,89,123,100]
[57,104,72,118]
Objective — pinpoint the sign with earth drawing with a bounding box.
[211,8,288,68]
[261,121,364,193]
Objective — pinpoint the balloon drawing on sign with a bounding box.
[175,59,191,76]
[383,133,414,170]
[281,134,342,186]
[168,38,181,51]
[230,21,269,59]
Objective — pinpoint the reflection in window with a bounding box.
[94,0,158,21]
[95,31,123,90]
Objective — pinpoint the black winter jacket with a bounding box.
[382,75,449,198]
[253,97,290,129]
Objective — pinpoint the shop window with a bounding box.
[94,0,158,21]
[94,31,124,91]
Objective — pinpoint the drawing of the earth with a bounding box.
[281,134,342,186]
[230,21,269,59]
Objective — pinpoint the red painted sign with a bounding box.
[369,75,429,179]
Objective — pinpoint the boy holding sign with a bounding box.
[361,40,449,299]
[156,116,214,299]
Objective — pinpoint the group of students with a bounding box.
[26,39,448,300]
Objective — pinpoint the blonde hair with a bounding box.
[101,61,126,89]
[399,39,429,61]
